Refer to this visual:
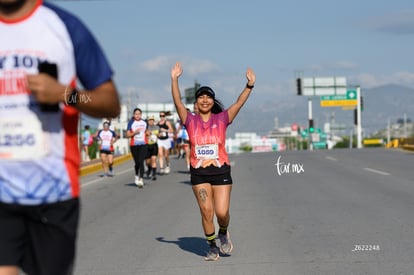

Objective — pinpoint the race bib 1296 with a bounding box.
[0,116,49,160]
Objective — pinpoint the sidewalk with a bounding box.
[80,154,132,176]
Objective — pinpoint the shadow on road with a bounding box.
[124,183,138,187]
[179,180,191,185]
[156,236,207,256]
[176,170,190,175]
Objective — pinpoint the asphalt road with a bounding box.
[75,148,414,275]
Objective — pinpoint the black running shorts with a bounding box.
[191,171,233,186]
[0,198,80,275]
[146,143,159,158]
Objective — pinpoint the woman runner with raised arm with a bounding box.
[170,62,256,261]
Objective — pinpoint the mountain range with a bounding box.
[228,84,414,138]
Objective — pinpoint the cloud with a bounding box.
[139,55,220,76]
[184,59,220,76]
[334,61,359,70]
[116,56,223,103]
[366,10,414,35]
[307,61,358,72]
[352,72,414,88]
[140,56,172,72]
[118,84,173,106]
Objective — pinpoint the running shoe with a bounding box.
[218,231,233,255]
[151,175,157,181]
[108,170,114,177]
[159,168,165,175]
[165,166,170,174]
[135,176,143,188]
[204,246,220,261]
[138,178,144,188]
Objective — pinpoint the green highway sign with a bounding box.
[321,95,347,100]
[320,89,357,107]
[346,89,357,99]
[321,90,356,100]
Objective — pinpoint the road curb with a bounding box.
[402,145,414,152]
[80,154,132,177]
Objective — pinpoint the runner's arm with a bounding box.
[227,68,256,123]
[171,62,187,123]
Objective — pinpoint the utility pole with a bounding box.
[387,118,391,144]
[404,113,408,138]
[356,86,362,148]
[308,99,313,151]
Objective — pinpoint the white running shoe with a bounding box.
[165,166,170,174]
[138,177,144,188]
[135,176,143,188]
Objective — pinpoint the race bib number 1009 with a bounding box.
[195,144,218,160]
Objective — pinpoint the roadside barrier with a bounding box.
[80,154,132,176]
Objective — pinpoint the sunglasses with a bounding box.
[160,115,165,117]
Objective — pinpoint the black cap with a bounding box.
[195,86,215,99]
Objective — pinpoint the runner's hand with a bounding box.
[171,62,183,80]
[27,73,66,104]
[246,68,256,86]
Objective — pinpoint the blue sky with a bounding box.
[51,0,414,127]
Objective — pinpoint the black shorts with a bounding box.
[100,149,113,155]
[146,143,158,158]
[0,198,80,275]
[191,171,233,186]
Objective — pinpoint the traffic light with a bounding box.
[309,119,314,133]
[360,96,364,112]
[296,78,302,95]
[354,108,358,125]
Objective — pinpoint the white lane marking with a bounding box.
[82,167,134,187]
[82,177,103,187]
[363,167,391,176]
[325,156,337,161]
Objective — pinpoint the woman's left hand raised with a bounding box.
[246,68,256,86]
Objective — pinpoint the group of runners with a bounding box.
[127,109,190,187]
[81,109,191,183]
